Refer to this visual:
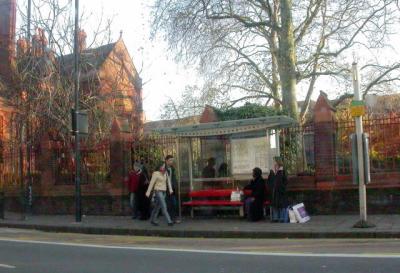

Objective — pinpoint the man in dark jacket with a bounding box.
[165,155,181,223]
[243,167,266,221]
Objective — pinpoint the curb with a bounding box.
[1,222,399,239]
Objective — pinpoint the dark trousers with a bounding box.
[166,193,178,221]
[244,198,264,221]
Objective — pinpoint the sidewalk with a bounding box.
[1,212,400,239]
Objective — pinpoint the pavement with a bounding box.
[1,212,400,239]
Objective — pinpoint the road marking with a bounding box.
[0,263,16,269]
[0,237,399,259]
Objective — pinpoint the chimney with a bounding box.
[0,0,16,83]
[78,29,87,52]
[32,28,47,57]
[17,37,29,56]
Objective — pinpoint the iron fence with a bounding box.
[280,124,315,175]
[52,141,111,185]
[336,113,400,174]
[130,134,177,173]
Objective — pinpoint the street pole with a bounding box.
[27,0,31,41]
[26,0,32,215]
[352,62,374,228]
[73,0,82,222]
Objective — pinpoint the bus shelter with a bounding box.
[154,116,297,217]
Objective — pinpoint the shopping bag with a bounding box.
[288,208,298,223]
[292,203,310,223]
[230,190,241,202]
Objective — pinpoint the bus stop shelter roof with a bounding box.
[153,116,297,137]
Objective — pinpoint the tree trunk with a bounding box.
[278,0,299,120]
[270,29,280,111]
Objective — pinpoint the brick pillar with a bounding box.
[38,134,55,190]
[200,105,219,123]
[110,119,124,187]
[109,119,131,214]
[314,92,337,182]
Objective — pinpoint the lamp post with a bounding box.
[351,62,375,228]
[73,0,81,222]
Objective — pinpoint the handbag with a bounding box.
[230,190,241,202]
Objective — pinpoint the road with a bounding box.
[0,228,399,273]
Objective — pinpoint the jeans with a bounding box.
[272,207,288,222]
[150,191,172,224]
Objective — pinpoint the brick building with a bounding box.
[0,0,144,214]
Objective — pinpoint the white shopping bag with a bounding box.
[288,208,298,223]
[230,190,241,202]
[292,203,310,223]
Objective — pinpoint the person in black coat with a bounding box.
[270,157,288,222]
[164,155,181,223]
[137,161,150,220]
[243,167,266,221]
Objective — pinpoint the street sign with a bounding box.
[350,100,366,117]
[350,133,371,185]
[71,109,88,135]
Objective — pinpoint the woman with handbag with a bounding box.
[146,163,174,226]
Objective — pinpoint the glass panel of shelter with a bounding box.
[179,129,280,192]
[192,136,232,190]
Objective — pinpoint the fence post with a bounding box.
[314,92,337,182]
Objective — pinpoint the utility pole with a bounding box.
[26,0,32,216]
[351,62,374,228]
[73,0,82,222]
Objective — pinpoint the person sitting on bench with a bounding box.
[202,157,216,178]
[243,167,266,221]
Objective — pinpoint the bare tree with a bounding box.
[160,84,228,119]
[12,0,132,145]
[152,0,400,122]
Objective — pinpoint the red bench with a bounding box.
[183,189,271,218]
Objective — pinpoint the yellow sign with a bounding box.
[350,105,365,117]
[350,101,366,117]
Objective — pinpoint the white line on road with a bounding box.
[0,237,399,259]
[0,263,16,269]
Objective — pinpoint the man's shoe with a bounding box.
[167,222,174,226]
[150,221,159,226]
[174,219,181,224]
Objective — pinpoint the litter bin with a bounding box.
[0,192,4,219]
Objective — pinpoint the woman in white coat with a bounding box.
[146,163,174,226]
